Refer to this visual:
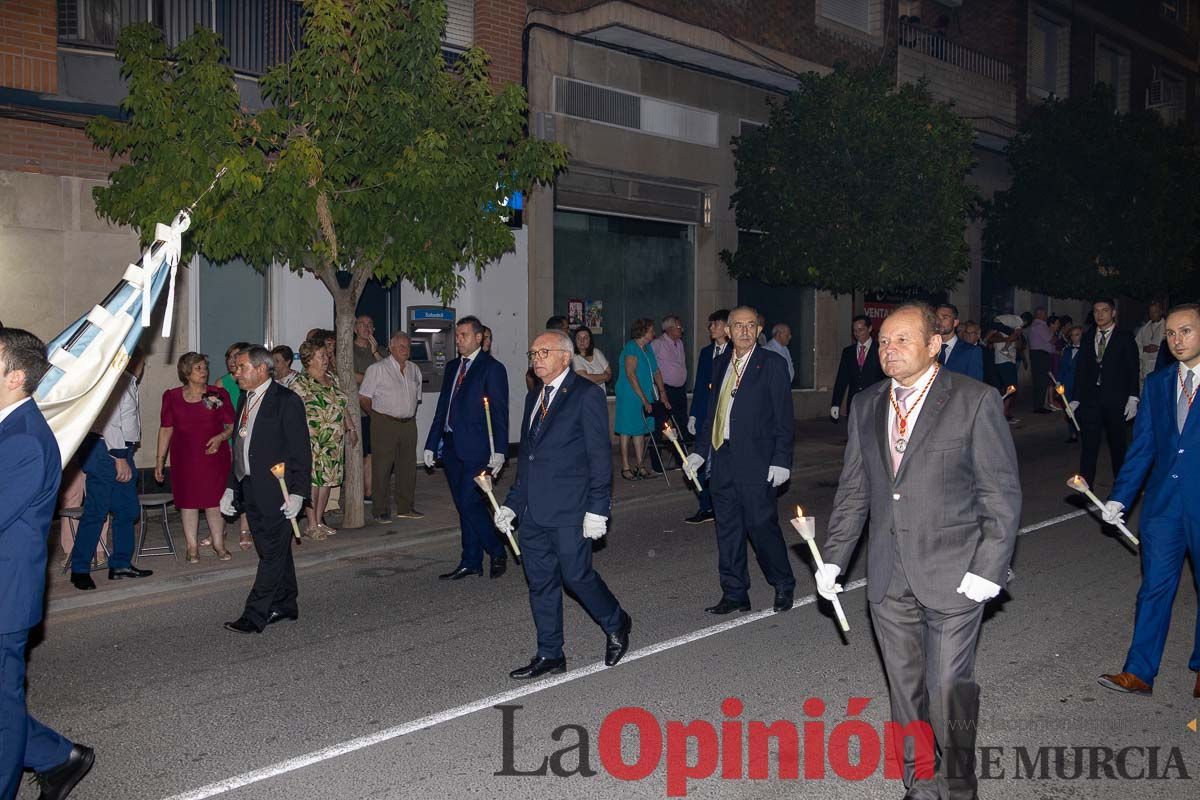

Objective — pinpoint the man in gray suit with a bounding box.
[818,302,1020,800]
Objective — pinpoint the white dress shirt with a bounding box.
[360,356,422,419]
[763,337,795,382]
[716,346,756,442]
[941,335,958,362]
[0,396,31,425]
[886,363,939,443]
[240,378,273,471]
[92,372,141,454]
[528,367,570,431]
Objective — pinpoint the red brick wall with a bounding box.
[475,0,526,87]
[0,0,58,93]
[0,118,119,180]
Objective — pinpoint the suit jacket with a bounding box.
[943,340,984,382]
[1074,327,1139,411]
[1111,365,1200,521]
[1057,344,1081,400]
[227,381,311,509]
[0,400,63,634]
[688,341,725,427]
[696,346,794,480]
[505,370,611,527]
[424,350,509,462]
[823,368,1021,611]
[832,339,886,408]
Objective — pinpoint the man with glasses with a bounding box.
[494,330,631,679]
[424,316,510,580]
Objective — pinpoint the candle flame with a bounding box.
[270,462,286,478]
[795,505,803,518]
[1055,384,1065,395]
[1067,474,1088,491]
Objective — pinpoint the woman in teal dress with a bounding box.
[615,318,667,480]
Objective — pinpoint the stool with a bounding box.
[60,506,111,574]
[136,494,177,561]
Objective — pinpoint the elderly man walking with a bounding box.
[360,331,423,523]
[651,314,689,442]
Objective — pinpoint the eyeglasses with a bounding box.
[526,348,569,361]
[730,322,759,333]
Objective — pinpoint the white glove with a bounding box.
[280,493,304,520]
[422,449,435,469]
[1124,396,1139,421]
[1068,400,1080,413]
[582,511,607,540]
[956,572,1002,603]
[494,505,516,536]
[219,488,237,517]
[488,452,505,476]
[815,563,843,601]
[685,453,705,481]
[830,406,840,421]
[767,465,790,487]
[1102,500,1126,525]
[687,416,697,436]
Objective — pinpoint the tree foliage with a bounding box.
[721,66,976,295]
[982,86,1200,300]
[87,0,567,528]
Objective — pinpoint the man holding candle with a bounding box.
[494,330,631,678]
[1097,303,1200,699]
[818,302,1020,800]
[219,346,311,634]
[686,305,796,615]
[424,315,509,580]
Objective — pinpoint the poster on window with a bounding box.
[585,300,604,334]
[567,299,585,330]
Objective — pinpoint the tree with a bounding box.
[982,85,1200,300]
[721,66,976,296]
[86,0,567,529]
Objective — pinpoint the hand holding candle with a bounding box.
[1052,377,1081,432]
[475,472,521,558]
[663,422,703,492]
[270,462,302,542]
[1066,475,1139,547]
[1003,385,1017,399]
[790,506,850,633]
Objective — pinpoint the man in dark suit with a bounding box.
[424,315,509,580]
[0,329,94,799]
[831,314,886,422]
[686,306,796,615]
[495,330,631,679]
[220,346,311,633]
[819,303,1020,800]
[683,308,730,525]
[1071,298,1140,486]
[1098,303,1200,698]
[935,303,984,382]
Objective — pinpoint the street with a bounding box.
[20,415,1200,800]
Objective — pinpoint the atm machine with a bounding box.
[408,306,455,392]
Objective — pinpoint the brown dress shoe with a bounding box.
[1097,671,1152,695]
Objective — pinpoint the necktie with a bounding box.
[529,384,554,440]
[857,343,866,368]
[712,357,740,451]
[234,391,251,481]
[890,385,915,475]
[1097,330,1109,361]
[939,344,949,365]
[446,357,470,430]
[1179,369,1194,433]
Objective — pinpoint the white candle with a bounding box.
[475,472,521,557]
[270,462,302,541]
[790,507,850,633]
[1066,475,1139,547]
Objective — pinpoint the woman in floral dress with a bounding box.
[292,340,359,538]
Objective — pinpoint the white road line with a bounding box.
[160,509,1089,800]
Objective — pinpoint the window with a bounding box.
[1094,40,1131,113]
[1149,70,1187,124]
[1029,10,1069,99]
[820,0,874,35]
[444,0,473,51]
[1161,1,1189,28]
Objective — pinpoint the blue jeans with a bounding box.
[72,434,139,573]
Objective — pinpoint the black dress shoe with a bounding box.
[34,743,94,800]
[266,610,299,625]
[774,591,794,613]
[684,510,715,525]
[69,573,96,591]
[509,656,567,680]
[439,566,483,580]
[223,617,261,634]
[490,558,507,579]
[108,565,153,580]
[704,597,751,615]
[604,612,633,667]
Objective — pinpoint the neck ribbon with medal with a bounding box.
[730,346,754,397]
[239,389,266,438]
[889,363,940,454]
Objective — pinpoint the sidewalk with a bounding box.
[44,410,1071,614]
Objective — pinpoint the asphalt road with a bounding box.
[19,417,1200,799]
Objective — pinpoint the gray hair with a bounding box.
[772,322,790,337]
[537,329,574,353]
[242,345,273,371]
[390,330,411,344]
[661,314,681,330]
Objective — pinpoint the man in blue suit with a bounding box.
[683,309,729,525]
[423,315,509,580]
[495,330,631,679]
[0,329,94,800]
[1098,303,1200,699]
[687,306,796,615]
[935,304,984,382]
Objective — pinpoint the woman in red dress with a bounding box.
[154,353,235,562]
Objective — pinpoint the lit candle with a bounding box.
[1003,385,1017,399]
[663,422,702,492]
[1052,377,1080,432]
[475,472,520,558]
[789,506,850,633]
[270,462,302,542]
[1066,474,1139,547]
[483,396,495,460]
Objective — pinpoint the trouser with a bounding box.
[0,629,73,798]
[1030,350,1051,409]
[1123,492,1200,682]
[518,518,624,660]
[1078,401,1129,486]
[443,434,505,569]
[664,384,689,442]
[870,556,985,800]
[72,434,139,573]
[708,447,795,602]
[370,412,417,515]
[239,477,298,630]
[360,413,372,457]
